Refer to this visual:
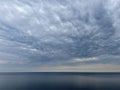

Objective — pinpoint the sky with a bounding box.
[0,0,120,72]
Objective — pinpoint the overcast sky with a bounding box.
[0,0,120,72]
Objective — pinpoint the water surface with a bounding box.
[0,72,120,90]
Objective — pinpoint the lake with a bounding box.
[0,72,120,90]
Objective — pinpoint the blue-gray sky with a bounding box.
[0,0,120,71]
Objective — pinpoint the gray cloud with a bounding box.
[0,0,120,70]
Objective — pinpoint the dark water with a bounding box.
[0,72,120,90]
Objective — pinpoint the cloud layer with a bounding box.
[0,0,120,70]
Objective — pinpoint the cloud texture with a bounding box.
[0,0,120,70]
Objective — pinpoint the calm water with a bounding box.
[0,72,120,90]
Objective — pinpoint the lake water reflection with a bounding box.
[0,72,120,90]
